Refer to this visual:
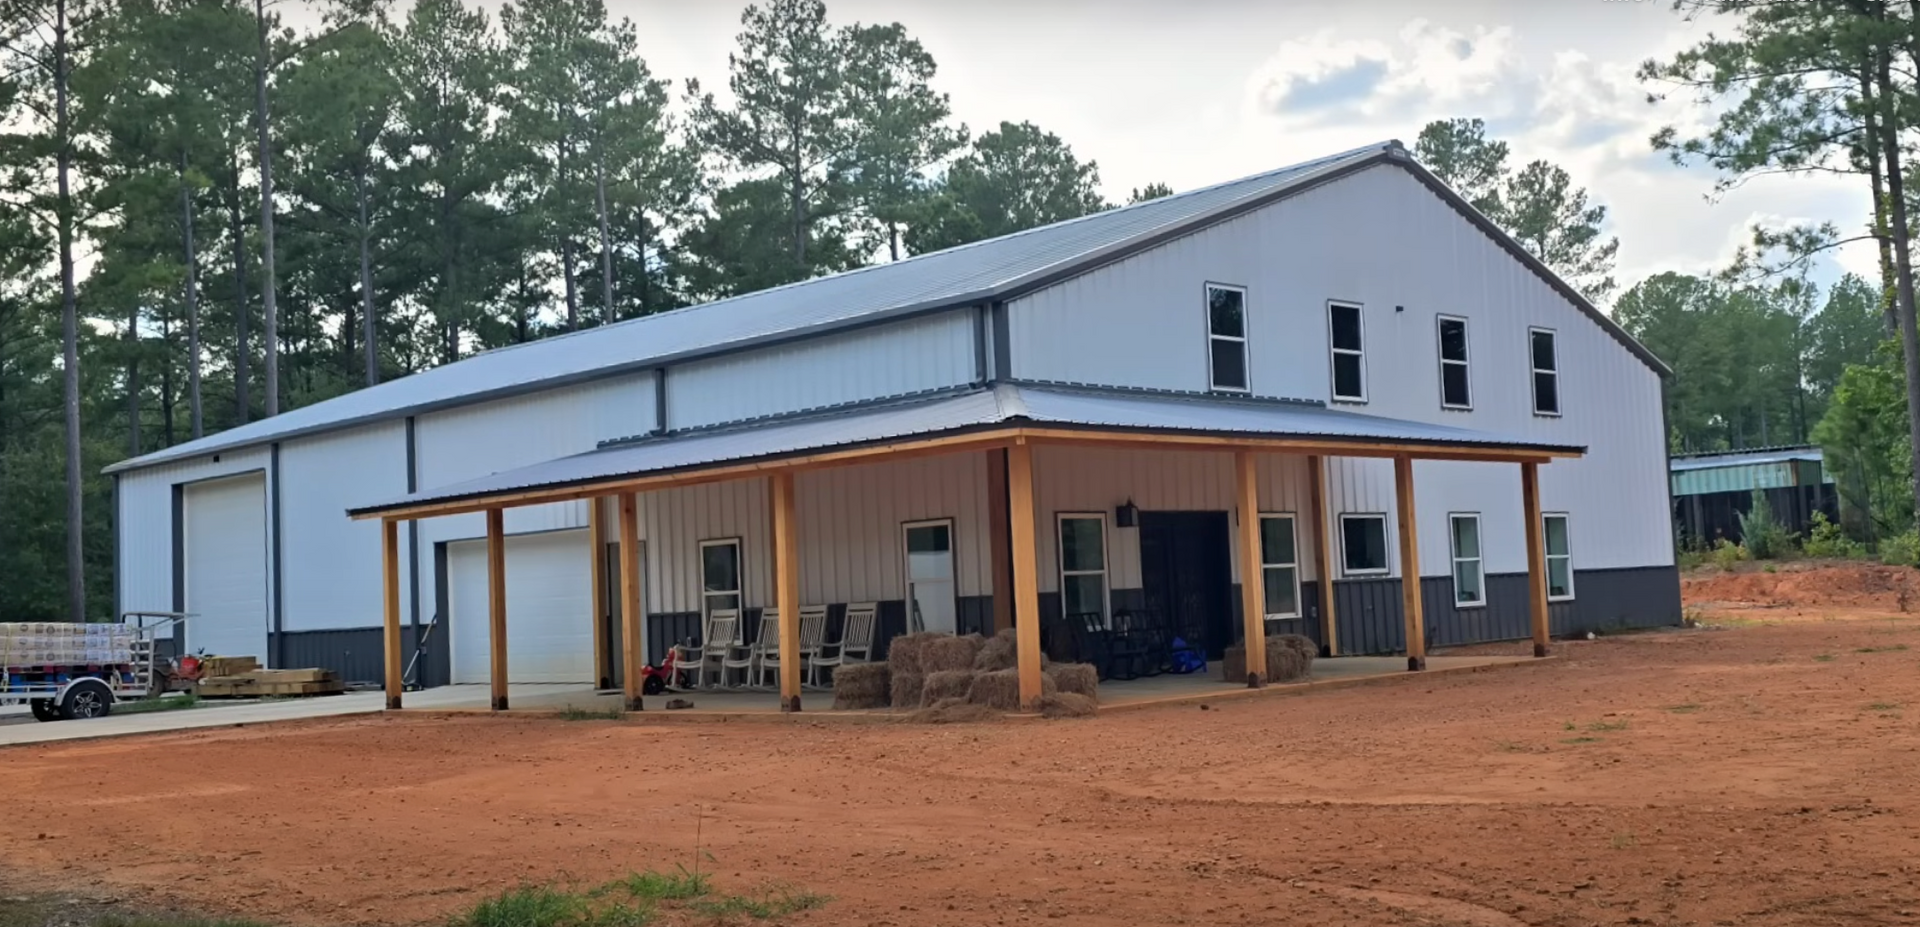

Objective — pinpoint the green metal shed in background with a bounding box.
[1670,446,1836,546]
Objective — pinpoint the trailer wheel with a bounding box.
[59,679,114,720]
[28,699,59,722]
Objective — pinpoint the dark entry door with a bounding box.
[1138,511,1233,659]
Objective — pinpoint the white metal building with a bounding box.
[107,140,1679,700]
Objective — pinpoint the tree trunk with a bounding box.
[635,214,650,314]
[516,256,530,344]
[1860,65,1899,335]
[790,143,806,266]
[160,309,174,447]
[562,237,579,331]
[255,0,280,417]
[54,0,85,622]
[596,154,615,325]
[182,159,203,440]
[357,166,378,387]
[889,222,900,262]
[126,305,140,457]
[1872,42,1920,525]
[228,168,251,424]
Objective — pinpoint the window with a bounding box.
[1449,514,1485,607]
[1058,514,1109,625]
[1207,284,1249,392]
[1437,315,1471,410]
[1339,513,1389,576]
[1329,302,1366,402]
[699,538,742,617]
[1530,327,1560,415]
[1543,513,1574,600]
[903,519,957,635]
[1259,514,1301,618]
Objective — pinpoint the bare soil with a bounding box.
[7,564,1920,926]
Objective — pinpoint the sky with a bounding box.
[598,0,1874,300]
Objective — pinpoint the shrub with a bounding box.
[1711,538,1750,570]
[1882,530,1920,567]
[1738,491,1797,560]
[1803,511,1866,559]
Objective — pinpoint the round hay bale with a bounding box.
[1037,692,1098,719]
[973,628,1017,672]
[1046,662,1099,699]
[889,671,927,709]
[919,634,983,674]
[885,632,942,675]
[830,662,891,710]
[922,669,977,705]
[1275,633,1318,661]
[966,667,1055,712]
[1265,643,1308,683]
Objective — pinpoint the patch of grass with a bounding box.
[1868,702,1902,712]
[1855,644,1910,654]
[457,885,611,927]
[1561,736,1601,745]
[1610,831,1638,849]
[556,705,626,722]
[689,888,829,921]
[611,868,711,902]
[1587,719,1630,732]
[113,693,204,715]
[1562,721,1576,731]
[1666,703,1703,714]
[454,872,823,927]
[1813,653,1837,662]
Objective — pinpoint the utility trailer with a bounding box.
[0,612,189,722]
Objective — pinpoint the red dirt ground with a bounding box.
[6,565,1920,927]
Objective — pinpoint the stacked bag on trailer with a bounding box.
[0,623,135,666]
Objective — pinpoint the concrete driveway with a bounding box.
[0,692,386,747]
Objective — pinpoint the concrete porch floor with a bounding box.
[403,653,1541,719]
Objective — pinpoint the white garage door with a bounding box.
[183,473,270,663]
[448,529,593,684]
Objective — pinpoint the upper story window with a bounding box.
[1206,284,1249,392]
[1438,315,1471,410]
[1530,327,1560,416]
[1328,301,1366,402]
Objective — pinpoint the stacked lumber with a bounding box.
[198,667,344,699]
[198,655,259,677]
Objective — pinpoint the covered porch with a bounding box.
[349,383,1582,714]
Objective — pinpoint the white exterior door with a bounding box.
[182,473,270,662]
[448,529,593,684]
[904,519,957,634]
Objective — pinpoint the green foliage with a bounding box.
[1815,346,1912,537]
[906,120,1109,255]
[1738,490,1797,559]
[1711,538,1750,570]
[1803,511,1866,559]
[1881,530,1920,568]
[454,871,824,927]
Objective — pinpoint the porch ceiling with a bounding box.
[347,382,1584,522]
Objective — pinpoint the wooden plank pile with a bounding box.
[198,666,344,699]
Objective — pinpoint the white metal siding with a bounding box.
[278,422,409,632]
[1007,163,1670,573]
[447,529,593,683]
[666,310,977,429]
[116,448,273,638]
[182,473,270,660]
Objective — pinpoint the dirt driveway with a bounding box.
[5,574,1920,926]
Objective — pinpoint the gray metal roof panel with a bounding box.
[351,383,1580,517]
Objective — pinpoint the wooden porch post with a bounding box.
[382,518,403,710]
[771,471,803,711]
[1522,461,1551,658]
[589,499,611,689]
[1007,441,1044,710]
[618,492,645,709]
[1234,449,1268,687]
[986,448,1014,634]
[486,507,509,710]
[1306,455,1339,658]
[1393,456,1426,672]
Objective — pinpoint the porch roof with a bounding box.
[348,383,1585,521]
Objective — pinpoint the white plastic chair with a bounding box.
[730,610,781,688]
[810,602,878,688]
[765,605,828,689]
[695,609,740,689]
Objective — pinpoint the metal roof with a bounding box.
[349,383,1584,518]
[1669,446,1823,473]
[116,138,1666,476]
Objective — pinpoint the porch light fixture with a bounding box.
[1115,499,1138,528]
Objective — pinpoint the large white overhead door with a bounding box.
[182,473,270,662]
[448,529,593,684]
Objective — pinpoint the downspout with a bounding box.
[271,442,285,667]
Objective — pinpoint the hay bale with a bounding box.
[830,662,891,710]
[1275,633,1318,661]
[919,634,984,674]
[922,669,977,704]
[1037,692,1098,719]
[889,671,927,709]
[885,632,943,675]
[974,628,1017,671]
[966,667,1055,711]
[1267,634,1315,682]
[1046,662,1099,699]
[904,698,1003,725]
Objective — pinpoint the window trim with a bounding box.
[1056,512,1111,626]
[901,517,957,635]
[1327,300,1368,404]
[1257,512,1302,620]
[697,536,744,620]
[1338,512,1391,577]
[1542,512,1575,601]
[1437,314,1472,411]
[1205,282,1251,394]
[1529,326,1561,417]
[1448,512,1486,608]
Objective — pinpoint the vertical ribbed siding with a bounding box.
[277,421,409,633]
[115,448,274,638]
[794,452,989,605]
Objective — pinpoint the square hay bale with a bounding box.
[1267,635,1315,683]
[831,662,891,710]
[1046,663,1099,699]
[966,668,1055,712]
[974,629,1017,672]
[922,669,977,705]
[890,671,928,710]
[919,634,984,674]
[1037,692,1098,719]
[885,632,943,676]
[1275,633,1318,661]
[904,698,1003,724]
